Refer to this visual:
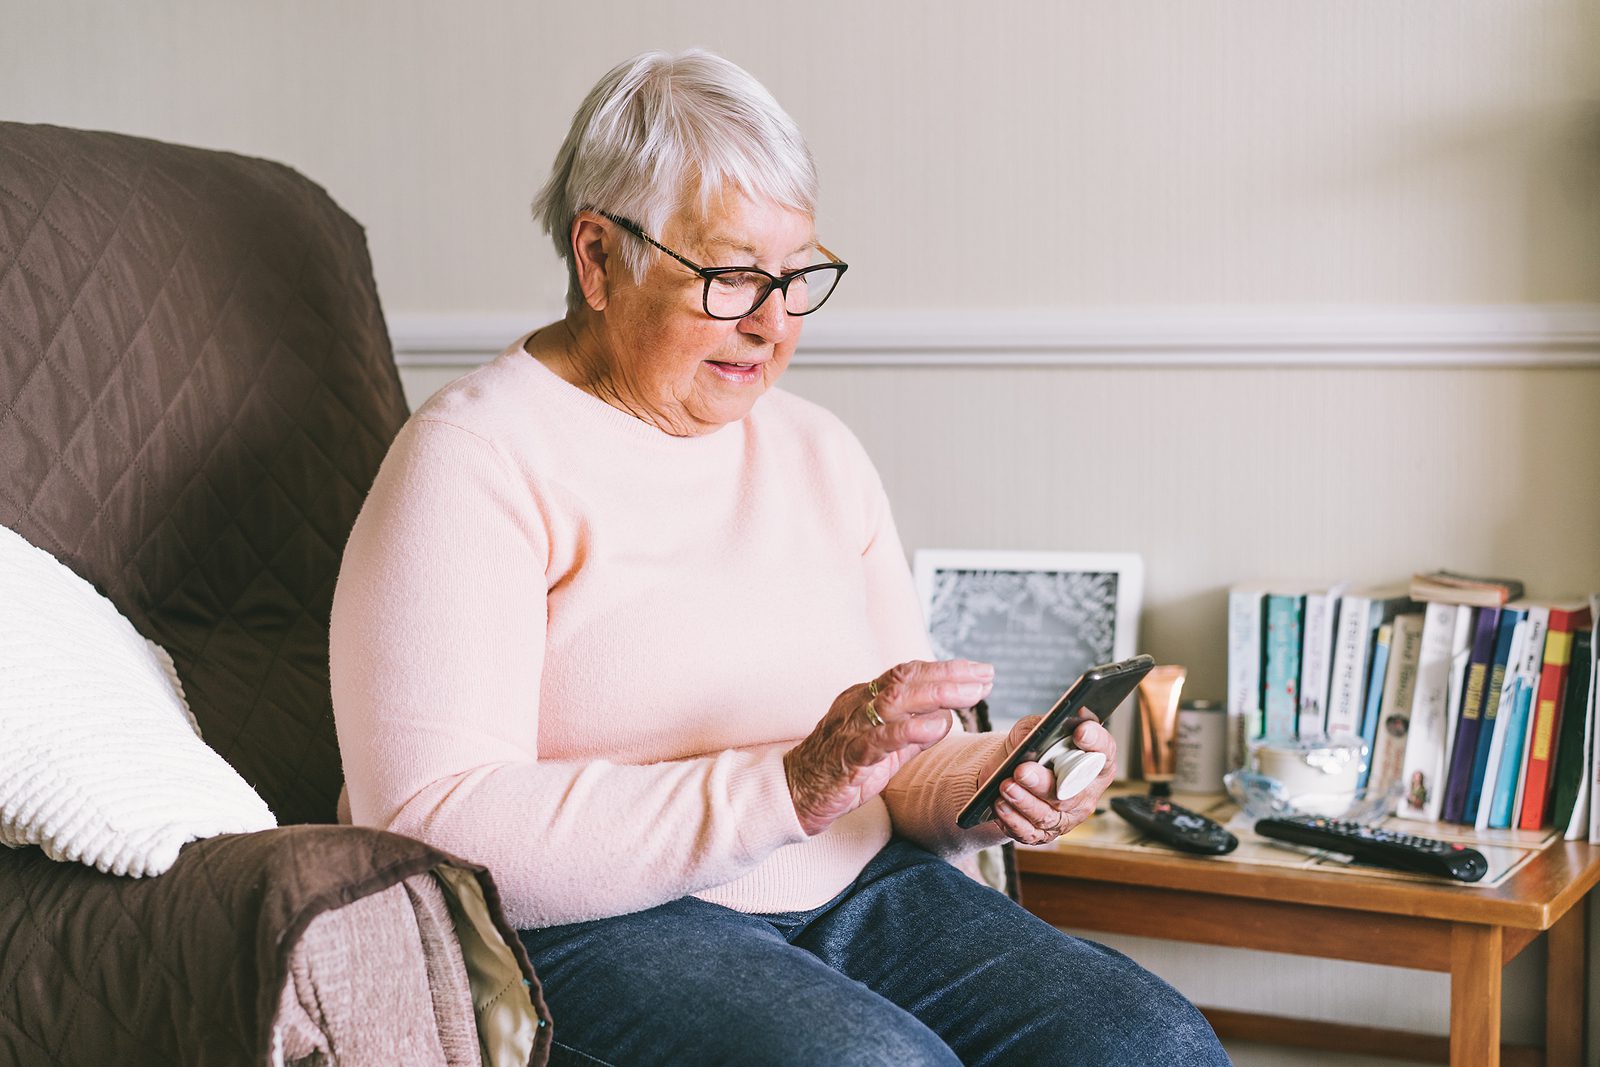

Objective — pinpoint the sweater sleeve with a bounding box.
[850,454,1009,856]
[330,417,807,928]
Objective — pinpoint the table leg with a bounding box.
[1546,896,1587,1067]
[1450,923,1502,1067]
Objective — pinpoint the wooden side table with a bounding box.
[1017,835,1600,1066]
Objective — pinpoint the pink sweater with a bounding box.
[330,336,1006,928]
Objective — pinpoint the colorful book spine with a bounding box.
[1465,607,1527,824]
[1492,674,1538,828]
[1297,584,1346,737]
[1550,628,1594,834]
[1326,598,1373,739]
[1442,606,1502,823]
[1490,607,1548,829]
[1520,605,1593,829]
[1355,625,1393,790]
[1581,600,1600,841]
[1227,584,1269,771]
[1441,607,1476,782]
[1473,617,1527,830]
[1589,598,1600,842]
[1397,602,1464,820]
[1263,594,1305,741]
[1586,597,1600,842]
[1326,588,1412,739]
[1368,612,1424,800]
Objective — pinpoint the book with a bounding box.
[1583,597,1600,841]
[1297,583,1347,737]
[1465,606,1527,824]
[1326,585,1414,739]
[1367,612,1424,800]
[1227,583,1271,770]
[1440,608,1476,790]
[1549,628,1594,834]
[1355,624,1393,790]
[1488,605,1549,829]
[1519,602,1594,830]
[1492,664,1539,829]
[1397,602,1469,821]
[1262,593,1305,741]
[1441,606,1503,823]
[1508,606,1552,826]
[1409,570,1526,608]
[1472,614,1528,830]
[1587,597,1600,842]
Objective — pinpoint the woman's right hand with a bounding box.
[784,659,994,836]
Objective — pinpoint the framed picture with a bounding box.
[913,549,1145,778]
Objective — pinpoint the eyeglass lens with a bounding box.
[705,265,842,319]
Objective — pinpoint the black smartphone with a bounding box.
[956,654,1155,830]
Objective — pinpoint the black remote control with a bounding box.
[1254,816,1489,883]
[1111,795,1238,855]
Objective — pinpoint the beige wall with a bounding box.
[8,1,1599,310]
[9,0,1600,1058]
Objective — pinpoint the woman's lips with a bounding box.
[706,360,764,384]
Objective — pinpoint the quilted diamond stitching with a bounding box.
[0,123,409,827]
[0,161,200,564]
[0,122,464,1067]
[22,880,144,1062]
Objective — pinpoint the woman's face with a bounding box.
[585,191,816,436]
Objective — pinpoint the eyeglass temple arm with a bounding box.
[600,210,846,274]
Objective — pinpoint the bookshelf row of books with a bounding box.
[1228,571,1599,837]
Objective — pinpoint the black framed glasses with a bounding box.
[598,210,847,320]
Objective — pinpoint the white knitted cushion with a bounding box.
[0,524,277,877]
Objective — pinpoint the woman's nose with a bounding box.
[739,287,790,341]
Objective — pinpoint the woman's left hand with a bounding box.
[978,716,1117,846]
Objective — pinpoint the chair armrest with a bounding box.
[275,871,479,1065]
[0,825,550,1067]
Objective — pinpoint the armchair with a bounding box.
[0,122,550,1067]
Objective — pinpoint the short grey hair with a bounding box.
[533,49,819,312]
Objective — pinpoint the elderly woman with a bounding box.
[332,49,1226,1066]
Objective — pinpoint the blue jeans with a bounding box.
[518,838,1228,1066]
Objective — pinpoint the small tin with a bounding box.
[1174,699,1228,793]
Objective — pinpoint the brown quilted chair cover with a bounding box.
[0,121,406,825]
[0,123,551,1066]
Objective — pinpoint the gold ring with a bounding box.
[864,700,885,728]
[868,678,881,699]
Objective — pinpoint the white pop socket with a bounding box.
[1038,741,1107,800]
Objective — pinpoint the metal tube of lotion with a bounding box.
[1137,665,1187,783]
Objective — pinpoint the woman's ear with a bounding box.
[570,213,610,312]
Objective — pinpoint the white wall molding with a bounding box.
[389,304,1600,370]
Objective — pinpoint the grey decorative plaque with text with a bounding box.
[914,551,1144,767]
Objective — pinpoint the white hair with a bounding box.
[533,49,819,312]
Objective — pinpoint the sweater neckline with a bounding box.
[501,331,751,451]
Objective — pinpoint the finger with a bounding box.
[993,799,1054,845]
[1073,723,1118,788]
[1009,759,1055,797]
[999,774,1064,826]
[1005,716,1045,751]
[880,676,993,716]
[1071,720,1112,753]
[841,711,952,766]
[1056,779,1106,817]
[875,659,994,689]
[870,664,992,721]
